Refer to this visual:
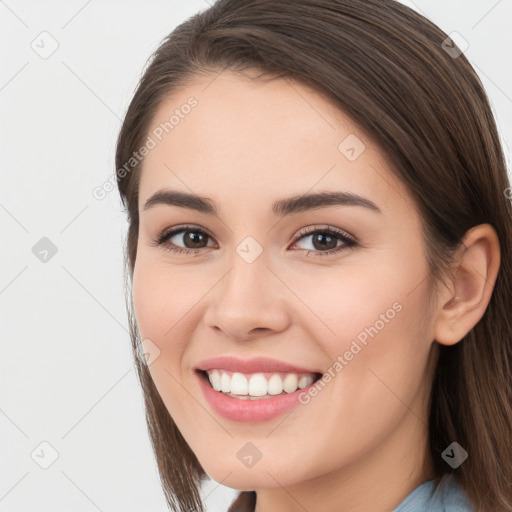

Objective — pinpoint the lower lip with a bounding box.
[196,371,314,423]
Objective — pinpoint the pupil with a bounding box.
[313,233,336,250]
[185,231,206,248]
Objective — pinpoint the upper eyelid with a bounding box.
[160,224,215,242]
[293,224,354,239]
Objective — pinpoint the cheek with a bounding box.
[132,256,203,343]
[132,259,195,400]
[285,254,430,359]
[294,250,434,421]
[281,268,434,477]
[317,257,433,414]
[132,254,218,409]
[132,259,202,432]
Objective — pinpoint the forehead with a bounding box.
[137,70,411,216]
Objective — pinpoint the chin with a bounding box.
[199,453,310,491]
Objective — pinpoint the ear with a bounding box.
[433,223,501,346]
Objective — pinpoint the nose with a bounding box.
[203,248,291,342]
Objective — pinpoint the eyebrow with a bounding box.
[143,189,382,216]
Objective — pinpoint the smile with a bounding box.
[205,369,318,399]
[195,359,323,422]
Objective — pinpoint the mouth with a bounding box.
[197,369,323,400]
[195,368,323,422]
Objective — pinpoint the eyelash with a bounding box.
[150,224,358,257]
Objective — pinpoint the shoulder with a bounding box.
[394,474,475,512]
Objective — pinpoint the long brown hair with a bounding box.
[115,1,512,510]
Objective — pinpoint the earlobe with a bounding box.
[433,224,501,346]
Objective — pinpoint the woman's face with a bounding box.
[132,70,438,491]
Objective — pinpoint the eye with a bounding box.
[150,225,216,255]
[290,225,357,257]
[150,224,358,257]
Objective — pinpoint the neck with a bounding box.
[253,410,435,512]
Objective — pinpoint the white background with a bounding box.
[1,1,511,510]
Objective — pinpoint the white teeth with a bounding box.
[205,369,317,398]
[298,375,314,389]
[283,374,298,393]
[230,372,248,395]
[267,374,283,395]
[221,372,231,393]
[210,369,222,391]
[248,374,267,396]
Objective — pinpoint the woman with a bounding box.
[115,0,512,510]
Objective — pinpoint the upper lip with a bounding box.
[196,356,321,375]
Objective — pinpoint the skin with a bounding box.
[131,70,501,512]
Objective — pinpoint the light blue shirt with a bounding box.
[228,474,475,511]
[393,474,475,511]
